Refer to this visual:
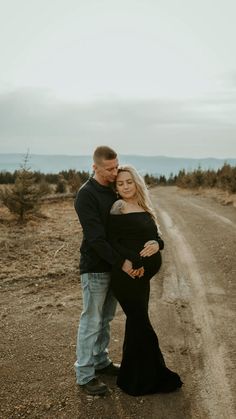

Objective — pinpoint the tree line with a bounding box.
[1,163,235,193]
[0,154,90,221]
[0,160,235,222]
[0,168,90,188]
[144,163,236,193]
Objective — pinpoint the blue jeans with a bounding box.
[74,272,117,385]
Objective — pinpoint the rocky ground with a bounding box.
[0,186,235,419]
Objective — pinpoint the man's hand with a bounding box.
[122,259,135,278]
[140,240,159,257]
[122,260,144,278]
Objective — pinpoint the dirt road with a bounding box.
[0,186,235,419]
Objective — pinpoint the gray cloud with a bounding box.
[0,86,235,133]
[0,86,236,157]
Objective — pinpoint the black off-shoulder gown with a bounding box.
[109,212,182,396]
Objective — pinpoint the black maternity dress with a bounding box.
[108,211,183,396]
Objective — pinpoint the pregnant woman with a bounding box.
[108,165,183,396]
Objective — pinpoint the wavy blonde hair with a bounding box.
[117,165,160,229]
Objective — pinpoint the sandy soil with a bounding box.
[0,186,235,419]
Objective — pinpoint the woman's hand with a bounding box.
[130,267,144,278]
[140,240,160,257]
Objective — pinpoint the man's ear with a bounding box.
[92,163,97,171]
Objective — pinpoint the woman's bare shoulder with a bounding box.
[110,199,126,214]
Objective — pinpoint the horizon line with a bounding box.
[0,152,236,161]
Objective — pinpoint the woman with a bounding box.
[108,165,183,396]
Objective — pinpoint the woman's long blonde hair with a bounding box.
[117,165,160,229]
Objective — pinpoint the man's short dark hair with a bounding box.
[93,146,117,164]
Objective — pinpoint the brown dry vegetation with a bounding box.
[0,187,236,419]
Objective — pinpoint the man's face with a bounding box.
[94,158,119,184]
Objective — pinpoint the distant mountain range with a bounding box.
[0,153,235,177]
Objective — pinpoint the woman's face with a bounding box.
[116,171,137,200]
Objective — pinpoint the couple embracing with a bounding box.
[74,146,182,396]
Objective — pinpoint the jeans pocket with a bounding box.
[87,272,111,294]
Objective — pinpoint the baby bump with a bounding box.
[142,251,162,279]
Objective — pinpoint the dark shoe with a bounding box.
[157,369,183,393]
[79,378,108,395]
[96,362,120,376]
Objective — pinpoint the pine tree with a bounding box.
[0,153,44,222]
[67,170,82,195]
[55,174,67,193]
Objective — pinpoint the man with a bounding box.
[74,146,131,396]
[74,145,158,396]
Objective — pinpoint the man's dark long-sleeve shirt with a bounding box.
[74,177,124,274]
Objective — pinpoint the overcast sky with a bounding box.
[0,0,236,158]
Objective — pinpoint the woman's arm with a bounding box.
[108,213,144,269]
[140,224,164,257]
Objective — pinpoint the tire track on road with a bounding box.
[154,202,235,419]
[186,201,236,228]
